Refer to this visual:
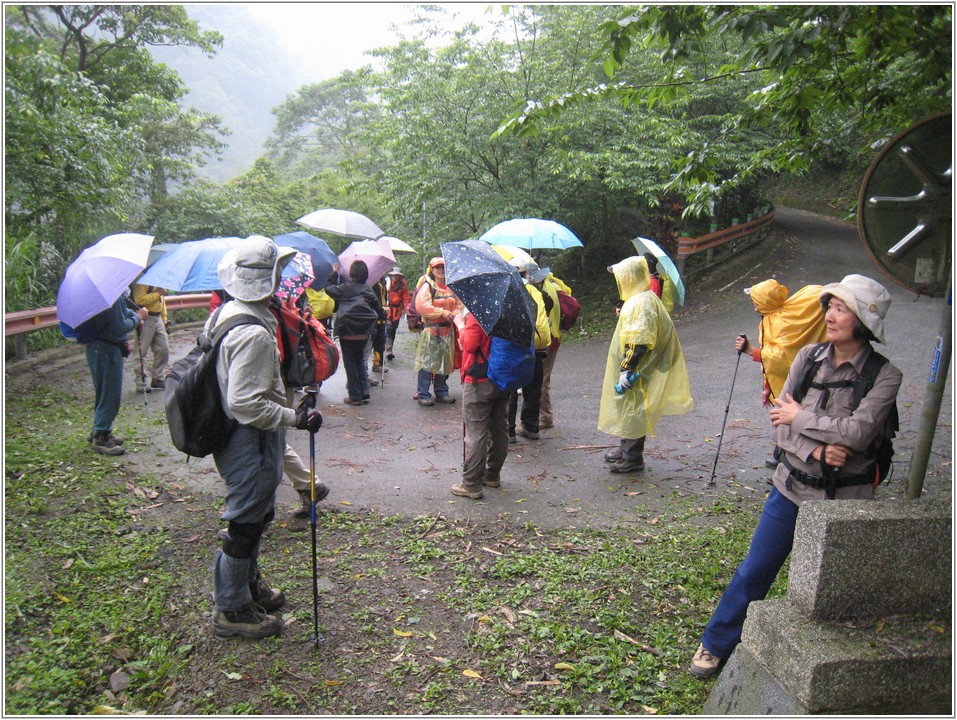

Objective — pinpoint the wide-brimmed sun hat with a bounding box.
[819,274,891,343]
[217,236,296,302]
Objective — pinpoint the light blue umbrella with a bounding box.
[139,237,305,292]
[480,218,583,251]
[630,236,686,306]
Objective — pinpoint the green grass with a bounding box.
[4,382,784,714]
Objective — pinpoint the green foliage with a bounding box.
[496,5,951,217]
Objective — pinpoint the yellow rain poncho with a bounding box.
[748,280,827,400]
[598,257,693,438]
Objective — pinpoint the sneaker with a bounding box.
[343,397,362,406]
[369,379,380,387]
[418,397,434,407]
[91,431,125,456]
[435,396,455,404]
[249,575,285,612]
[604,447,623,463]
[213,603,282,639]
[482,476,501,488]
[516,426,539,440]
[386,352,395,361]
[689,644,722,679]
[609,457,645,474]
[451,483,483,500]
[361,394,370,403]
[290,485,329,519]
[150,378,166,390]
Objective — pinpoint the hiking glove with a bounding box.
[295,407,323,433]
[297,392,317,412]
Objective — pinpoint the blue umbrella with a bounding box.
[138,237,304,292]
[274,231,337,288]
[441,240,536,347]
[480,218,583,251]
[630,236,686,306]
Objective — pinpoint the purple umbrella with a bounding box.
[56,233,154,328]
[338,237,396,286]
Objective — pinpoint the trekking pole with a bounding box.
[305,389,323,649]
[709,335,747,487]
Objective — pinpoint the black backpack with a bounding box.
[791,342,899,486]
[164,310,268,458]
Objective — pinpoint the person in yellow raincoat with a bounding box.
[599,256,693,473]
[736,279,827,468]
[414,257,464,406]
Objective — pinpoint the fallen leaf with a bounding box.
[499,606,516,623]
[54,592,70,604]
[554,662,575,671]
[564,507,580,514]
[641,704,659,714]
[463,669,482,679]
[518,609,539,617]
[62,558,75,569]
[323,680,342,686]
[623,491,644,497]
[393,628,413,637]
[875,619,885,634]
[222,671,243,681]
[91,705,122,715]
[928,624,946,633]
[482,547,503,556]
[339,501,353,506]
[477,615,494,624]
[649,517,659,525]
[525,679,561,686]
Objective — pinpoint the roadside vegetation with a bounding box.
[5,381,787,715]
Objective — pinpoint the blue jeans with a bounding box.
[340,338,369,401]
[86,341,124,433]
[417,369,449,400]
[701,486,799,658]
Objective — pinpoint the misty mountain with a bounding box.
[150,5,317,182]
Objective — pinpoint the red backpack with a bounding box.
[270,299,340,387]
[557,290,581,331]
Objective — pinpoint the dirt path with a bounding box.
[7,208,952,529]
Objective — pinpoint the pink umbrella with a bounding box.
[338,237,396,286]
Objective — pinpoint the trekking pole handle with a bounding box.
[737,334,748,355]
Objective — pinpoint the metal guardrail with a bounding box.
[676,209,776,279]
[4,293,212,361]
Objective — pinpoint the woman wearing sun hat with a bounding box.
[690,274,902,679]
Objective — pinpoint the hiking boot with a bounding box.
[386,352,395,361]
[343,397,362,406]
[150,378,166,390]
[91,431,125,456]
[482,476,501,488]
[435,395,455,404]
[212,603,282,639]
[362,394,370,403]
[609,457,644,474]
[418,397,434,407]
[516,426,539,440]
[451,483,483,500]
[604,447,623,463]
[88,431,124,445]
[689,644,722,679]
[290,485,329,519]
[249,576,286,612]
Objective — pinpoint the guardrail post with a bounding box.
[15,336,27,361]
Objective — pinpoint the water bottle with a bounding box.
[614,372,641,395]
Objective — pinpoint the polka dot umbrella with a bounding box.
[440,240,536,347]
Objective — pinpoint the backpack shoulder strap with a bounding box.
[792,342,829,403]
[854,348,889,409]
[208,313,269,350]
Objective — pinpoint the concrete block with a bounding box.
[739,600,951,713]
[789,499,952,621]
[703,645,805,715]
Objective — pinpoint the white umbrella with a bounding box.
[296,208,384,241]
[382,236,417,254]
[630,236,686,306]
